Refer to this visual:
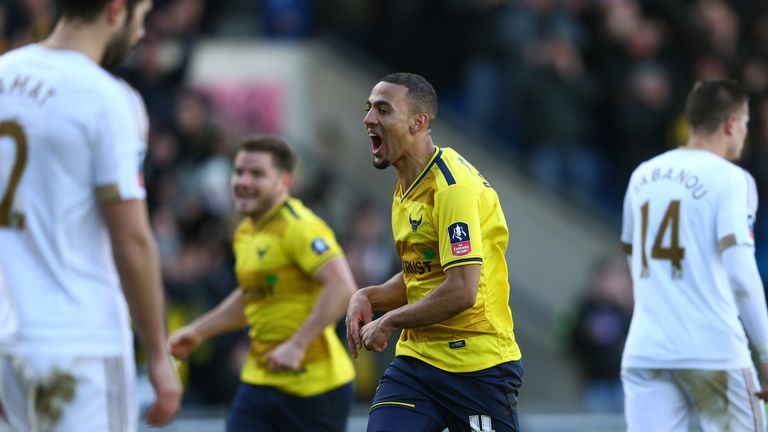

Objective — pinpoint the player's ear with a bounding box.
[106,0,127,25]
[724,113,736,135]
[282,172,293,190]
[410,113,429,134]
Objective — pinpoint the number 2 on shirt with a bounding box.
[0,120,27,229]
[640,200,685,278]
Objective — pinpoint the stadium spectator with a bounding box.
[566,257,632,413]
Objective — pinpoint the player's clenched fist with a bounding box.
[360,315,393,353]
[144,354,183,426]
[169,325,203,361]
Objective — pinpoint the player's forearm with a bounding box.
[291,258,356,349]
[189,289,247,340]
[381,265,479,330]
[723,245,768,360]
[112,230,169,357]
[382,280,474,330]
[290,285,352,349]
[363,272,408,312]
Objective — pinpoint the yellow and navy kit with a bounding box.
[233,198,355,396]
[392,147,521,372]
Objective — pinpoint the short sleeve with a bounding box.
[436,185,483,271]
[285,217,343,277]
[92,80,147,203]
[716,169,756,251]
[621,176,635,254]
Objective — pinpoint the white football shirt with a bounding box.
[621,148,757,369]
[0,44,148,356]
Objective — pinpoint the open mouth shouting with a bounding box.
[369,131,384,158]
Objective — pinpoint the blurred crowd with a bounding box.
[3,0,767,412]
[334,0,768,209]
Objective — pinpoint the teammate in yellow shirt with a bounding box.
[170,135,356,431]
[346,72,523,431]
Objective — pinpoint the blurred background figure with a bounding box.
[563,257,633,413]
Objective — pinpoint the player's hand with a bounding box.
[360,314,393,353]
[756,363,768,400]
[346,291,373,359]
[266,340,306,372]
[168,325,202,361]
[144,353,182,427]
[755,387,768,400]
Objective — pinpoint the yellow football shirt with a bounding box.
[233,198,355,396]
[392,147,521,372]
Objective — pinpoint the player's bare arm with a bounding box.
[102,199,182,426]
[360,264,480,352]
[266,257,356,371]
[169,288,247,360]
[346,272,407,358]
[721,244,768,399]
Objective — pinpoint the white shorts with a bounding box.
[0,352,136,432]
[622,367,767,432]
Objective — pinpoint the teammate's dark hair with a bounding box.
[380,72,438,124]
[685,79,748,135]
[238,135,297,173]
[57,0,139,22]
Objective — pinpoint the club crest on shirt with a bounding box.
[409,213,423,233]
[257,247,269,259]
[448,222,471,256]
[311,238,329,255]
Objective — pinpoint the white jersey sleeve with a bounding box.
[92,80,147,202]
[716,169,756,250]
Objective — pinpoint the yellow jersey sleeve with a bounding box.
[284,216,343,276]
[435,184,484,271]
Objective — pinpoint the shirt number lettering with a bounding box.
[0,120,27,229]
[640,200,685,278]
[469,414,495,431]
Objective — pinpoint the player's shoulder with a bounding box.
[234,216,255,239]
[433,147,481,190]
[0,44,35,66]
[281,198,332,229]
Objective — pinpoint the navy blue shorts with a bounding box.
[226,381,353,432]
[368,356,523,432]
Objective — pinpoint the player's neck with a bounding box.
[40,20,109,65]
[248,193,289,225]
[685,135,728,159]
[394,137,436,192]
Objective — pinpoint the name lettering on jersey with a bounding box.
[0,75,55,107]
[409,213,423,233]
[633,167,708,199]
[311,238,329,255]
[448,222,472,256]
[401,259,433,275]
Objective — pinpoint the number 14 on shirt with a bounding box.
[640,199,685,279]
